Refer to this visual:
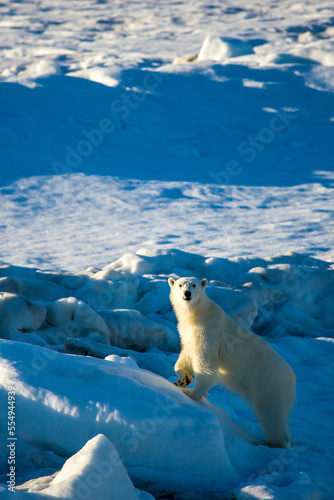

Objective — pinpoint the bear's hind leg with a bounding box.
[256,400,291,448]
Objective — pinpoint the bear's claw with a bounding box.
[174,374,192,387]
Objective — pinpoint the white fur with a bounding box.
[168,276,296,448]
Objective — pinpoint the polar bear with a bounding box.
[168,276,296,448]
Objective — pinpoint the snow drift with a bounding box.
[0,249,333,353]
[0,339,251,497]
[16,434,154,500]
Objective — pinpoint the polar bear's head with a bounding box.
[168,277,208,309]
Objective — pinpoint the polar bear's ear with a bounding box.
[201,278,208,288]
[168,277,175,288]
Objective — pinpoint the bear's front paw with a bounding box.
[174,374,192,387]
[181,388,202,400]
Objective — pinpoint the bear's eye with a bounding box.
[192,284,196,288]
[179,284,182,288]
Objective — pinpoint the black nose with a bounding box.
[184,291,191,299]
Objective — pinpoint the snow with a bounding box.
[16,434,154,500]
[0,339,245,498]
[1,250,333,351]
[197,36,254,62]
[0,175,333,271]
[0,0,334,498]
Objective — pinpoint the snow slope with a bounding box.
[0,0,334,498]
[1,62,334,189]
[0,339,243,498]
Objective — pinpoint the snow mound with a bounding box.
[291,40,334,66]
[17,434,153,500]
[0,339,252,497]
[0,293,46,340]
[197,36,254,62]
